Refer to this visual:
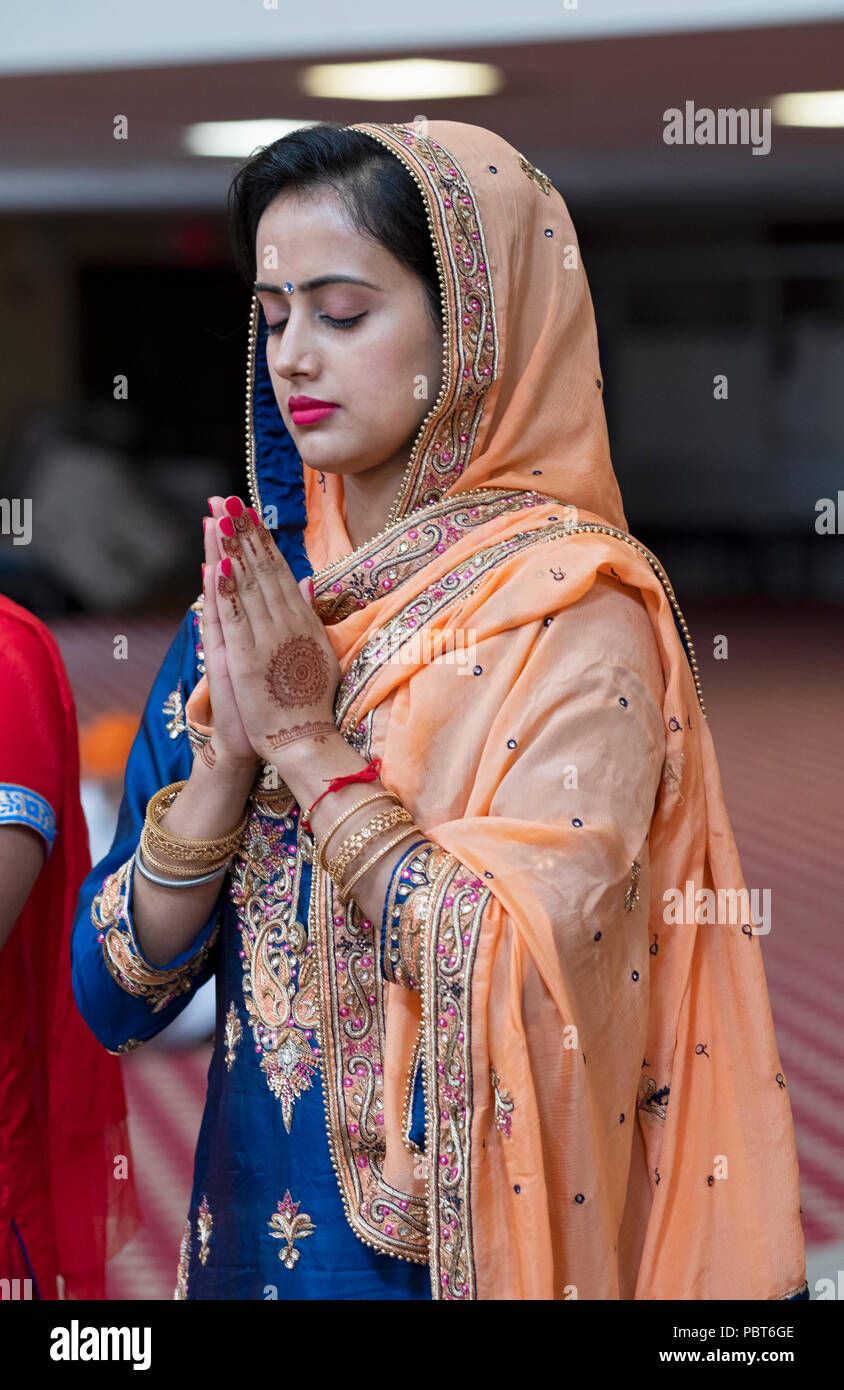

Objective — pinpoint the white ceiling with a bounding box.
[3,0,844,73]
[1,10,842,211]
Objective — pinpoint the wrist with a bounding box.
[273,731,368,811]
[192,743,259,790]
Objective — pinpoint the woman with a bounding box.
[71,119,808,1301]
[0,595,141,1299]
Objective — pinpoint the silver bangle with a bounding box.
[133,847,232,889]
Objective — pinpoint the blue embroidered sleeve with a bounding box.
[71,601,223,1054]
[380,837,438,990]
[0,784,57,858]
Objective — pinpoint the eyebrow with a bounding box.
[254,275,380,295]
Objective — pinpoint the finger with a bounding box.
[222,495,297,626]
[217,510,274,636]
[214,554,256,655]
[201,528,226,660]
[203,513,228,607]
[238,499,312,615]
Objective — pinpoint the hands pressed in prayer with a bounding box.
[202,495,422,928]
[203,495,343,780]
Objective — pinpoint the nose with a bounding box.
[267,308,317,383]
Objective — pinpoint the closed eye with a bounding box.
[266,313,367,337]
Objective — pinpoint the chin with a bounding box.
[301,455,349,476]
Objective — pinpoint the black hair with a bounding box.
[227,121,442,331]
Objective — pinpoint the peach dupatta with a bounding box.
[189,119,806,1299]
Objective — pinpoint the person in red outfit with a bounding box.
[0,595,141,1299]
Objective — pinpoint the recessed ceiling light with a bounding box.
[301,57,503,101]
[183,119,318,157]
[772,90,844,127]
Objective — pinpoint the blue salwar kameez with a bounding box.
[71,599,431,1300]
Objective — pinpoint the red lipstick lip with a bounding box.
[288,395,338,409]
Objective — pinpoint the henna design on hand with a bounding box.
[265,634,330,709]
[199,739,217,771]
[267,720,336,750]
[221,511,256,566]
[246,509,284,564]
[254,526,278,561]
[217,566,239,615]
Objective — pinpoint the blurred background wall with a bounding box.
[1,0,842,1300]
[1,0,843,613]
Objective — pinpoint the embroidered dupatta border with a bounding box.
[312,488,556,624]
[308,852,430,1262]
[334,516,707,728]
[350,121,499,526]
[420,854,490,1300]
[316,513,708,1290]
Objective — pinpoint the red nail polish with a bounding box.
[224,495,243,517]
[309,577,315,600]
[221,557,233,578]
[247,506,260,527]
[219,515,235,537]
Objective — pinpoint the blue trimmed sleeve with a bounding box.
[71,602,224,1054]
[380,837,430,987]
[0,784,57,859]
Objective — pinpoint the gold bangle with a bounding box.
[147,781,248,846]
[143,782,248,862]
[143,822,246,864]
[316,792,399,873]
[141,806,242,871]
[339,825,421,905]
[139,828,232,878]
[135,846,232,887]
[327,805,414,880]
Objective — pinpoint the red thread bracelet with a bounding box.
[300,757,382,834]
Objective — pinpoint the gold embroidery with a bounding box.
[383,840,439,990]
[230,810,320,1131]
[334,515,706,730]
[249,768,296,817]
[173,1219,191,1298]
[420,856,491,1298]
[189,595,206,678]
[196,1195,212,1265]
[778,1280,809,1300]
[334,505,575,731]
[93,855,219,1012]
[342,124,499,528]
[309,857,430,1261]
[224,1001,242,1071]
[345,707,375,760]
[490,1067,515,1139]
[517,151,552,194]
[162,681,187,739]
[401,1023,425,1156]
[267,1190,316,1269]
[311,490,546,624]
[624,861,641,912]
[106,1037,142,1055]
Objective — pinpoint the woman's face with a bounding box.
[254,187,444,481]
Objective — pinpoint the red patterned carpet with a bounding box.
[49,599,844,1299]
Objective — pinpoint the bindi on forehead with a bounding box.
[254,274,381,297]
